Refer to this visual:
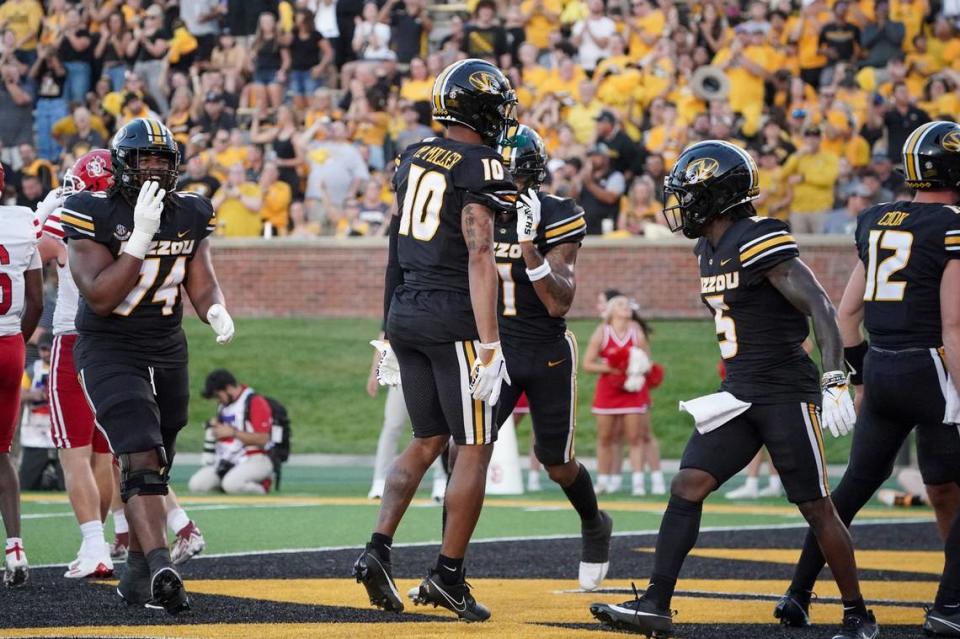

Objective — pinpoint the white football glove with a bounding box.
[516,188,541,243]
[470,342,511,406]
[124,180,165,259]
[370,339,401,386]
[35,187,65,225]
[821,370,856,438]
[206,304,235,344]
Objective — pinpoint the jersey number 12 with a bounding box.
[864,230,912,302]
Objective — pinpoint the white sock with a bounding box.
[608,474,623,491]
[112,509,129,535]
[5,537,24,563]
[79,520,105,556]
[632,472,646,488]
[651,470,665,489]
[743,476,759,491]
[166,507,191,535]
[768,475,782,491]
[597,474,610,490]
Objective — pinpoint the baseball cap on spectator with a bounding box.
[202,369,237,399]
[145,4,164,19]
[205,92,226,104]
[871,153,892,164]
[594,110,617,124]
[803,126,822,137]
[588,143,613,157]
[122,92,141,107]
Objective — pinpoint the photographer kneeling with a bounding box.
[189,370,275,494]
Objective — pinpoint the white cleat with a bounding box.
[64,551,114,579]
[4,543,29,588]
[430,478,446,503]
[757,483,784,498]
[725,482,759,500]
[579,561,610,591]
[170,523,205,566]
[367,479,385,500]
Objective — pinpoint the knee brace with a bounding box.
[118,447,170,502]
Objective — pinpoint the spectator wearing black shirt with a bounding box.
[127,4,170,113]
[595,109,644,180]
[16,174,43,210]
[577,144,626,235]
[462,0,508,62]
[818,1,860,81]
[57,7,93,105]
[287,9,332,111]
[198,92,238,138]
[883,82,930,162]
[28,46,67,160]
[250,11,290,112]
[62,106,106,157]
[861,0,904,68]
[93,13,132,91]
[379,0,433,64]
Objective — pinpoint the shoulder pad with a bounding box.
[540,194,586,245]
[60,192,113,240]
[737,217,797,268]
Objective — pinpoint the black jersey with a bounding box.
[695,216,820,404]
[388,137,517,343]
[856,201,960,349]
[60,190,216,367]
[495,193,586,342]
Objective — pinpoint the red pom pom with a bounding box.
[645,363,665,389]
[717,360,727,381]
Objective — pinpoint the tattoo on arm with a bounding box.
[462,203,494,255]
[541,243,578,312]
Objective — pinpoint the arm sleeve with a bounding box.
[42,210,65,239]
[246,395,273,434]
[383,212,403,337]
[738,217,799,285]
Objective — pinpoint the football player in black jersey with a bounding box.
[354,59,517,622]
[492,124,613,590]
[590,140,877,639]
[780,120,960,637]
[61,118,234,614]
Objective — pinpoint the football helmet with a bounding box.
[111,118,179,198]
[499,124,547,188]
[663,140,760,239]
[900,120,960,190]
[431,59,517,146]
[62,149,113,195]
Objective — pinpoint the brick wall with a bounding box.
[210,236,859,319]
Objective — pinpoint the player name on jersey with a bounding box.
[412,144,464,171]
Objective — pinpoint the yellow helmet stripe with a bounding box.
[903,121,938,181]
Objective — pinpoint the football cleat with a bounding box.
[431,477,446,503]
[409,569,490,622]
[590,586,674,637]
[4,542,28,588]
[832,611,879,639]
[367,480,385,500]
[757,483,785,498]
[579,510,613,591]
[526,471,542,493]
[117,553,158,608]
[170,522,205,566]
[774,590,812,627]
[150,566,191,615]
[725,482,759,500]
[64,551,114,579]
[650,473,666,496]
[924,605,960,636]
[353,544,403,613]
[111,533,130,561]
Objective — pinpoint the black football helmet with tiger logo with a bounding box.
[899,120,960,191]
[431,59,518,147]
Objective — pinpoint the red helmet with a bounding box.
[62,149,114,195]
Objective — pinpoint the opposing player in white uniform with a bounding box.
[39,150,116,579]
[0,164,46,587]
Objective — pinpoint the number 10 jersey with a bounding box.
[60,190,216,367]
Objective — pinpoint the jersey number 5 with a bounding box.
[864,230,912,302]
[114,257,187,317]
[705,295,738,359]
[399,164,446,241]
[0,245,10,315]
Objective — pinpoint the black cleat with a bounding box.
[150,566,191,615]
[774,590,812,627]
[925,605,960,636]
[580,510,613,591]
[832,611,879,639]
[353,545,403,613]
[117,554,158,608]
[590,585,674,637]
[409,570,490,622]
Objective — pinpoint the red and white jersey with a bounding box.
[215,386,273,463]
[42,211,81,335]
[0,206,41,336]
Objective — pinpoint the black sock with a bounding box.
[935,508,960,611]
[563,464,600,523]
[649,494,703,607]
[842,597,868,618]
[125,551,149,576]
[145,547,172,574]
[436,554,464,585]
[370,533,393,562]
[644,573,677,610]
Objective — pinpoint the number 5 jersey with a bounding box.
[60,190,216,367]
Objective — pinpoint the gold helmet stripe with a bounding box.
[903,121,938,181]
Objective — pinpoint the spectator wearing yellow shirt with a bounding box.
[0,0,44,55]
[520,0,562,51]
[539,56,585,105]
[562,79,603,144]
[594,35,641,109]
[202,129,249,182]
[781,127,840,233]
[714,26,773,134]
[259,162,292,236]
[399,57,432,106]
[889,0,928,53]
[618,176,659,235]
[345,85,390,170]
[625,0,664,60]
[786,0,830,86]
[754,146,791,220]
[919,75,960,119]
[212,163,264,237]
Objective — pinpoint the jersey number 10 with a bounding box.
[399,165,446,241]
[864,230,913,302]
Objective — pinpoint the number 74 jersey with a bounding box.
[59,190,216,367]
[695,216,819,404]
[393,137,517,294]
[856,201,960,349]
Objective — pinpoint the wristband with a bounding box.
[122,229,154,260]
[821,370,848,390]
[525,261,552,282]
[843,340,868,385]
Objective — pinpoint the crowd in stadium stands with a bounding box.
[0,0,955,237]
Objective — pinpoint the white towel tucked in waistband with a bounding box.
[946,375,960,425]
[679,392,753,435]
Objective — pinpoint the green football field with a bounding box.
[175,317,853,461]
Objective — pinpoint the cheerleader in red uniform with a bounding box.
[584,295,665,496]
